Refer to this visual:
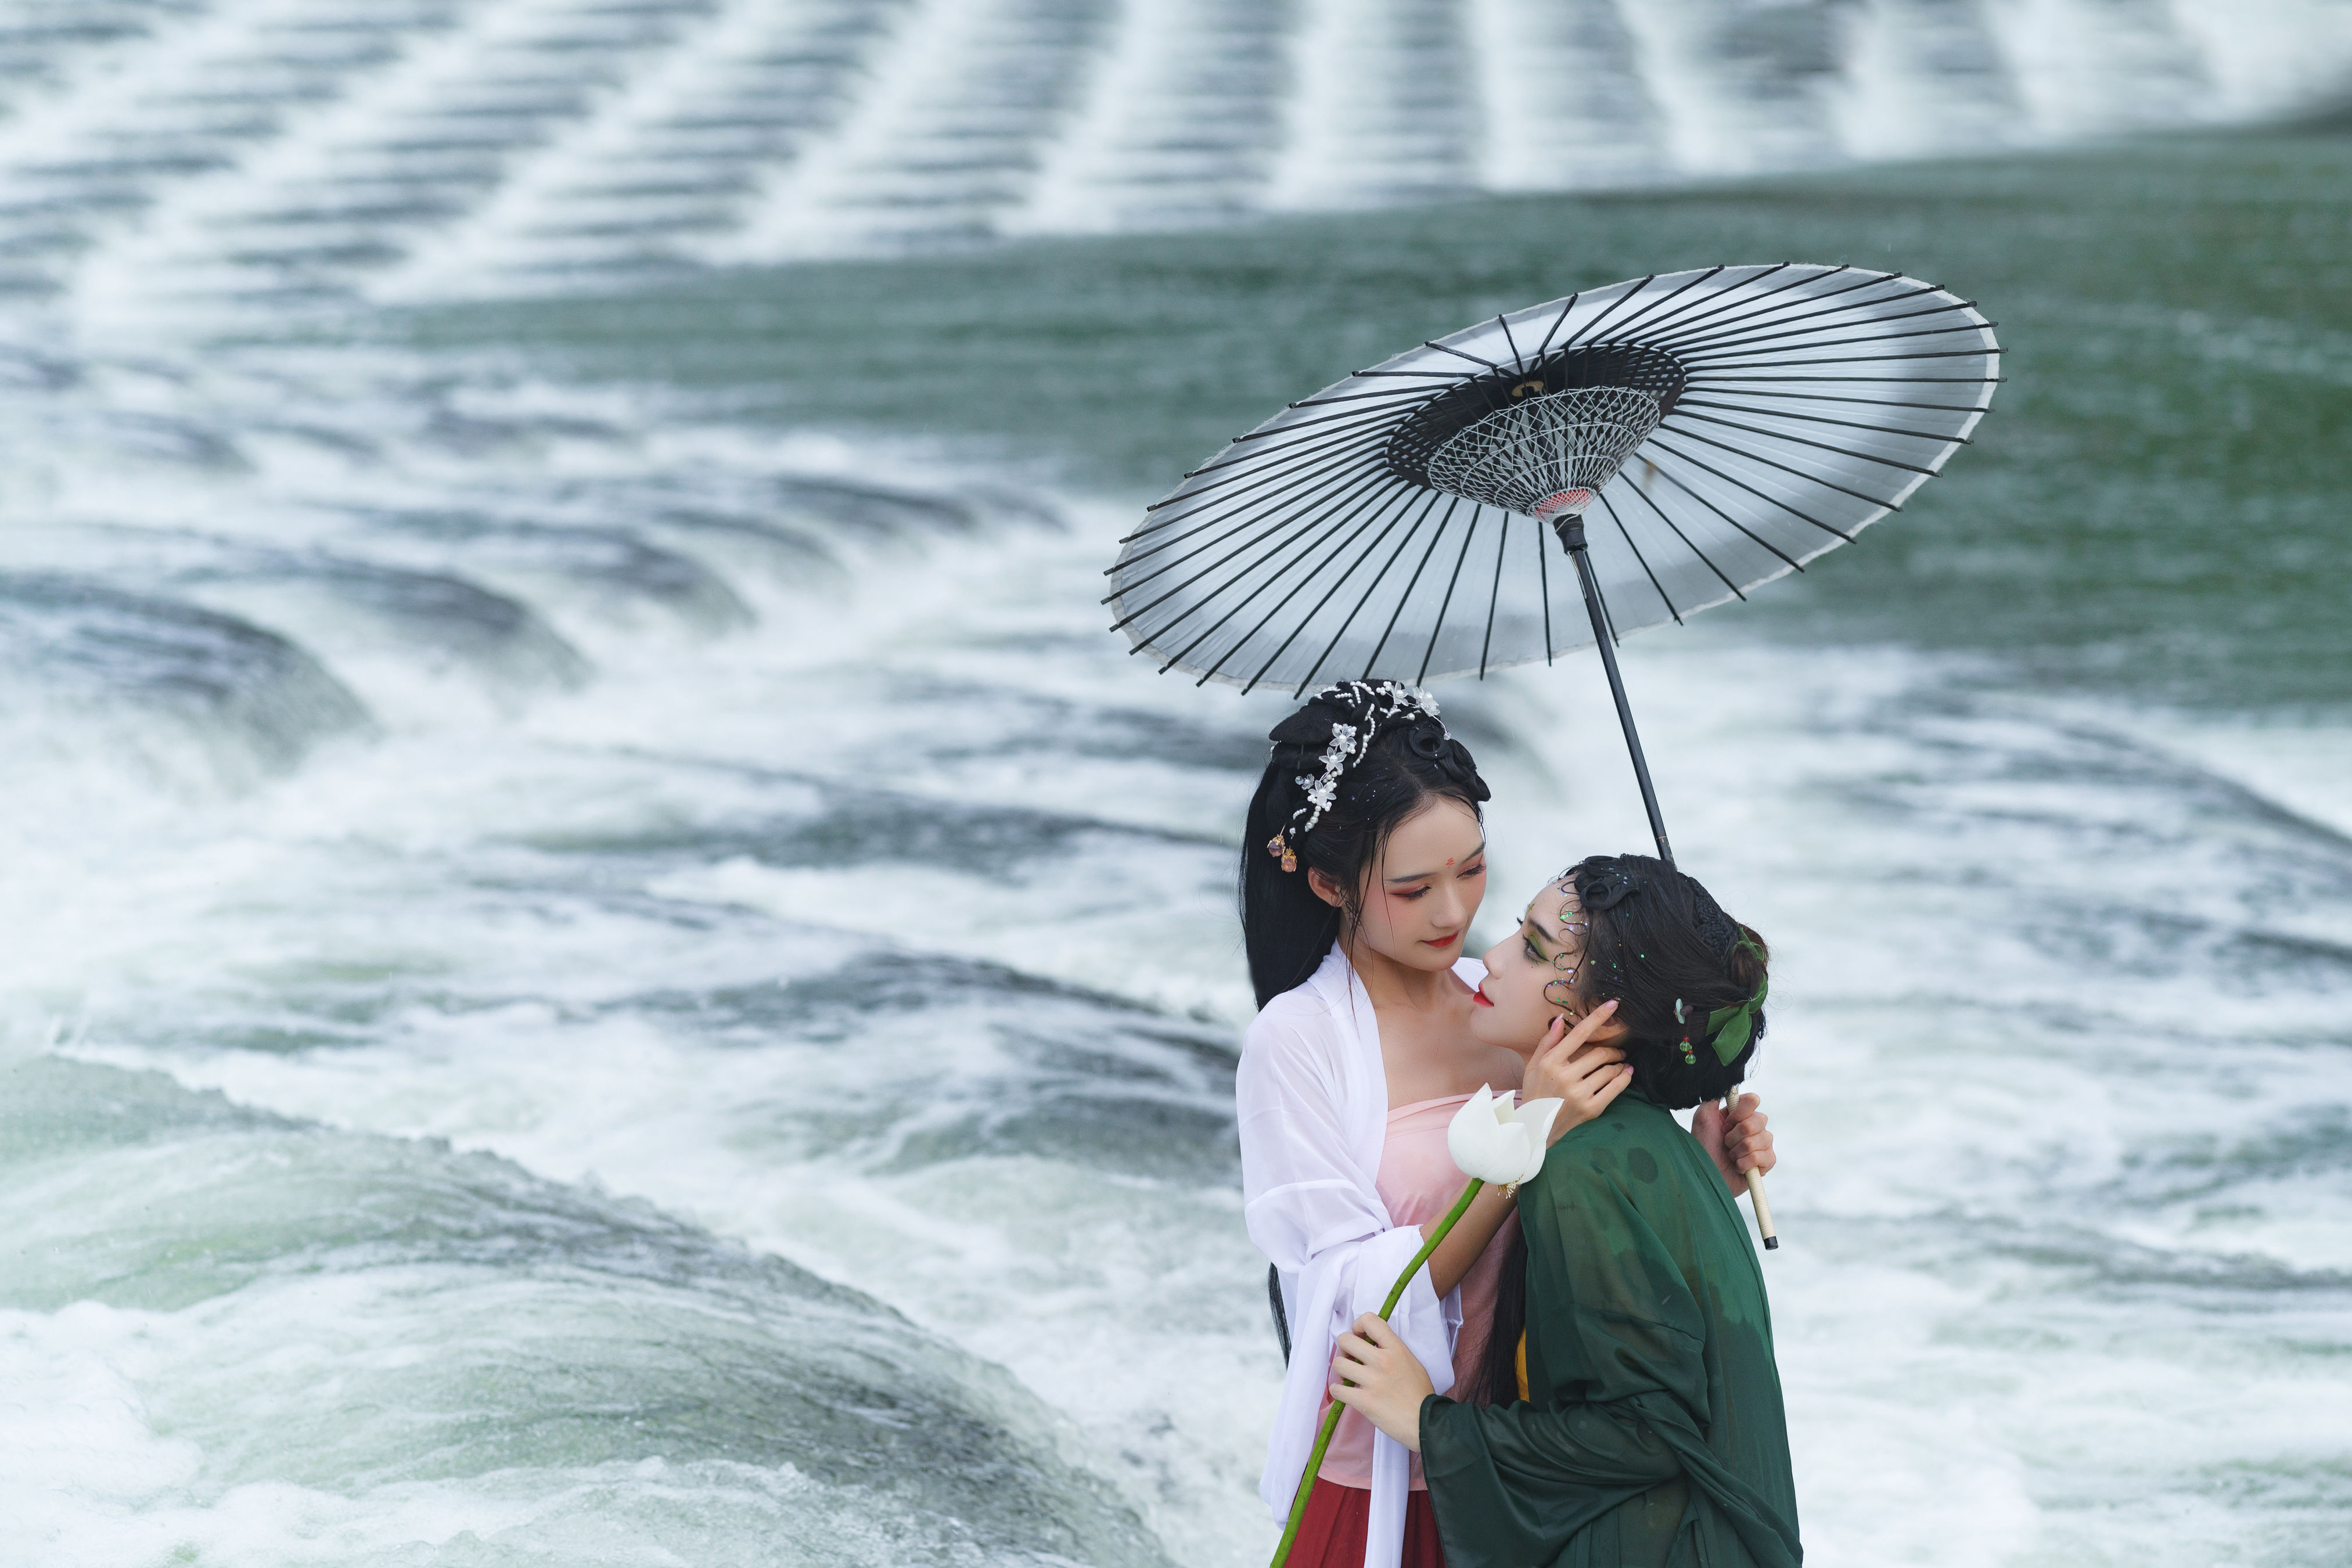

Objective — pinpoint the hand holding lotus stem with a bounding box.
[1265,1088,1564,1568]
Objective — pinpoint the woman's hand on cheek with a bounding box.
[1522,1002,1633,1142]
[1326,1314,1436,1452]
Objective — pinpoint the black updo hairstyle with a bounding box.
[1562,853,1769,1111]
[1241,682,1491,1009]
[1473,851,1770,1405]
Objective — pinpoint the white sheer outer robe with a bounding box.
[1238,943,1491,1568]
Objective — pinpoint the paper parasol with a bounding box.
[1106,262,1998,703]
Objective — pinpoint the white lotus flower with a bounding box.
[1446,1084,1566,1186]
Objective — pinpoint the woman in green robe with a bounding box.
[1327,853,1802,1568]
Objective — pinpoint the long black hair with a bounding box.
[1474,852,1769,1405]
[1240,682,1490,1009]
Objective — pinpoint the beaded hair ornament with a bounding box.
[1263,679,1446,874]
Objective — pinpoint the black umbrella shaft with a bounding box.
[1555,517,1673,867]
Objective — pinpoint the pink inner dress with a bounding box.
[1317,1091,1521,1491]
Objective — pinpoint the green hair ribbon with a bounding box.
[1699,945,1770,1067]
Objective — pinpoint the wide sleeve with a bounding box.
[1237,1004,1455,1542]
[1417,1153,1700,1566]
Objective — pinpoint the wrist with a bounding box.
[1414,1393,1448,1461]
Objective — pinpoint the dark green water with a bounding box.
[402,123,2352,713]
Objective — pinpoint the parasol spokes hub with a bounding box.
[1422,384,1664,519]
[1531,488,1596,523]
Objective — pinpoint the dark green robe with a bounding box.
[1418,1094,1801,1567]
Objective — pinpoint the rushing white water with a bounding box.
[0,0,2337,318]
[2,3,2350,1564]
[2,318,2348,1564]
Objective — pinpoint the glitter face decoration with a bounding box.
[1541,880,1591,1010]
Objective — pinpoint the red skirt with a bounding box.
[1285,1477,1445,1568]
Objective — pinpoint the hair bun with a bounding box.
[1692,898,1739,956]
[1573,861,1639,911]
[1437,737,1491,803]
[1400,720,1490,801]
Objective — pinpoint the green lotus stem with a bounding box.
[1267,1175,1487,1568]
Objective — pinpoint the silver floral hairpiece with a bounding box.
[1265,681,1443,873]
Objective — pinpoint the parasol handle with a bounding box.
[1742,1163,1779,1250]
[1553,517,1673,867]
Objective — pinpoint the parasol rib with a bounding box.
[1527,292,1581,361]
[1650,426,1904,513]
[1422,340,1507,371]
[1245,518,1422,692]
[1186,485,1419,685]
[1632,439,1860,543]
[1154,421,1395,502]
[1117,452,1386,574]
[1287,385,1456,409]
[1583,266,1725,348]
[1628,262,1816,348]
[1648,275,1929,351]
[1478,509,1510,678]
[1117,443,1404,581]
[1665,409,1946,476]
[1234,397,1426,440]
[1119,433,1394,562]
[1690,348,2003,371]
[1667,293,1972,357]
[1131,425,1391,530]
[1677,395,1975,442]
[1680,323,2000,363]
[1182,408,1414,478]
[1635,452,1817,573]
[1688,374,2002,386]
[1364,495,1461,675]
[1150,481,1413,669]
[1111,470,1403,631]
[1282,490,1443,692]
[1416,508,1485,685]
[1558,275,1659,352]
[1596,489,1682,624]
[1537,495,1554,664]
[1614,263,1801,346]
[1639,268,1893,354]
[1495,313,1527,372]
[1614,465,1752,599]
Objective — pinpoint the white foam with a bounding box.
[5,335,2348,1563]
[0,0,2336,310]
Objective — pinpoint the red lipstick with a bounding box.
[1471,986,1494,1007]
